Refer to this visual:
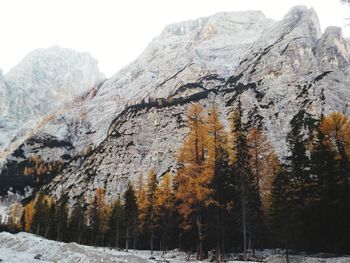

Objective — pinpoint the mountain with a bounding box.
[0,46,105,153]
[1,6,350,206]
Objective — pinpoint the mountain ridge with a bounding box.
[1,6,350,207]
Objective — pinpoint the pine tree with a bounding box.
[55,193,69,242]
[47,200,57,240]
[69,200,85,244]
[110,197,123,248]
[269,165,293,263]
[123,183,138,252]
[88,188,110,246]
[230,101,263,260]
[206,102,232,261]
[175,103,212,260]
[286,111,312,248]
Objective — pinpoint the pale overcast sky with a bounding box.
[1,0,349,77]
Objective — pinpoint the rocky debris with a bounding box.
[0,232,150,263]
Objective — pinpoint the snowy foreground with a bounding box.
[0,232,349,263]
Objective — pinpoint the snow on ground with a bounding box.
[0,232,349,263]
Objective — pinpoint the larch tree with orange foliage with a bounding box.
[247,128,276,212]
[175,102,212,261]
[320,112,350,165]
[136,173,149,236]
[154,173,175,254]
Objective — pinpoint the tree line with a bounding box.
[4,102,350,262]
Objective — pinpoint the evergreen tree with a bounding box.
[285,110,315,249]
[230,101,263,260]
[110,197,124,248]
[123,183,138,252]
[88,188,110,246]
[206,103,232,261]
[269,166,293,263]
[55,193,69,242]
[47,200,57,240]
[69,200,85,244]
[31,192,49,236]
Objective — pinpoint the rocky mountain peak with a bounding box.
[316,26,350,71]
[0,46,105,152]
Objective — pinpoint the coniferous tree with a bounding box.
[69,200,85,244]
[42,199,51,238]
[88,188,110,246]
[145,169,158,254]
[230,101,263,260]
[136,173,148,240]
[20,208,25,232]
[31,192,47,235]
[206,103,232,261]
[285,110,312,249]
[55,193,69,242]
[175,103,212,260]
[110,197,124,248]
[123,183,138,252]
[154,173,175,254]
[47,200,57,240]
[318,112,350,251]
[269,165,293,263]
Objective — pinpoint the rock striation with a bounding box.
[1,6,350,206]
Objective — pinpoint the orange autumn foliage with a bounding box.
[320,112,350,159]
[175,103,213,227]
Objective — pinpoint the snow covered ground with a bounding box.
[0,232,349,263]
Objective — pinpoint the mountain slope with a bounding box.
[0,46,105,152]
[1,6,350,205]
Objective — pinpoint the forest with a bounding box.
[2,102,350,262]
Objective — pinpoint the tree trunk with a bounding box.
[242,187,247,262]
[196,215,204,261]
[162,228,166,254]
[36,224,40,235]
[285,233,290,263]
[115,222,120,248]
[216,206,223,262]
[78,230,82,244]
[125,228,129,252]
[179,233,182,250]
[150,230,154,255]
[133,230,136,252]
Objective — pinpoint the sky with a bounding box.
[1,0,350,77]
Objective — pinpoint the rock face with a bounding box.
[1,6,350,204]
[0,46,105,153]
